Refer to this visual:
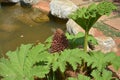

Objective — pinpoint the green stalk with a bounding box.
[84,31,88,52]
[81,31,88,73]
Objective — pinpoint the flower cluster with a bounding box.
[50,28,68,53]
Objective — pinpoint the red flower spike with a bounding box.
[50,28,68,53]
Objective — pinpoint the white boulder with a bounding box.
[50,0,78,19]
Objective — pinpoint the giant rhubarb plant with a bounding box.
[0,1,120,80]
[69,1,117,52]
[0,31,120,80]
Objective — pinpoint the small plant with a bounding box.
[69,1,117,52]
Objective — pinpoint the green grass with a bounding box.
[93,22,120,37]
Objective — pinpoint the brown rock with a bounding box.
[114,37,120,56]
[89,28,105,37]
[104,18,120,31]
[32,1,50,14]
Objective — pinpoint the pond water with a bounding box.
[0,4,66,55]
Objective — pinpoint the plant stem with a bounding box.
[84,31,88,52]
[81,31,88,73]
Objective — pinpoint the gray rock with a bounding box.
[0,0,20,3]
[19,0,40,8]
[50,0,78,19]
[22,0,40,4]
[9,0,20,3]
[96,37,117,53]
[66,19,84,35]
[0,0,40,4]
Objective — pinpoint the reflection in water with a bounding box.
[0,5,66,55]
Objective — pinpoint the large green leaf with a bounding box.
[0,44,32,80]
[23,44,51,79]
[52,49,85,72]
[66,32,97,48]
[68,74,91,80]
[97,1,117,16]
[44,36,53,48]
[81,51,118,71]
[111,56,120,70]
[91,70,112,80]
[69,1,116,32]
[32,66,50,78]
[0,44,51,80]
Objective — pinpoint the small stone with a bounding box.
[20,35,24,38]
[30,25,33,27]
[31,12,49,23]
[104,18,120,31]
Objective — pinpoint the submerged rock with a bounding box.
[50,0,78,19]
[13,13,38,26]
[31,13,49,23]
[30,8,50,23]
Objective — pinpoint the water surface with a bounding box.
[0,5,66,55]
